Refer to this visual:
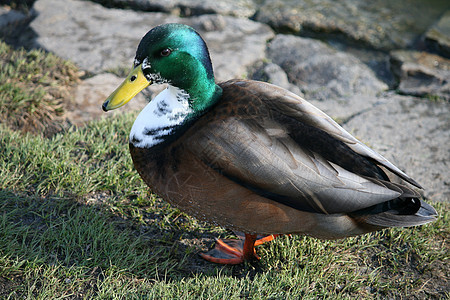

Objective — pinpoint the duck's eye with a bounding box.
[160,48,172,57]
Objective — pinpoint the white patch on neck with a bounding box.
[130,86,192,148]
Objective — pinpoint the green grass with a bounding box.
[0,44,448,299]
[0,41,79,136]
[1,1,35,13]
[0,116,143,196]
[0,114,448,299]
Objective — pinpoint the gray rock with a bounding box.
[190,16,274,81]
[267,35,388,100]
[342,94,450,202]
[90,0,256,18]
[0,5,35,46]
[30,0,273,81]
[289,92,450,203]
[0,6,27,31]
[309,90,450,203]
[425,10,450,59]
[256,0,450,51]
[31,0,180,73]
[308,95,389,125]
[250,62,303,96]
[390,50,450,101]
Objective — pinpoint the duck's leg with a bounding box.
[200,233,281,264]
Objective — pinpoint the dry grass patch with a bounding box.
[0,41,80,136]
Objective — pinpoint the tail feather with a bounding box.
[363,175,421,198]
[353,199,438,228]
[416,200,438,218]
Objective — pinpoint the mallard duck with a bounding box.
[102,23,437,264]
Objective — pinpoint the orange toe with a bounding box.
[200,233,284,265]
[199,238,247,264]
[254,234,283,246]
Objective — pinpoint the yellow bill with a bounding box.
[102,64,150,111]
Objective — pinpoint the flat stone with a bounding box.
[256,0,450,50]
[425,10,450,58]
[267,34,388,100]
[30,0,273,81]
[342,94,450,202]
[90,0,256,18]
[390,50,450,100]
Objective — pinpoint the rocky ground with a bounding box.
[1,0,449,202]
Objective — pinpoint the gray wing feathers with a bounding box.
[260,83,422,189]
[191,118,408,214]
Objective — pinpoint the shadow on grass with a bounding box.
[1,188,448,298]
[0,189,258,281]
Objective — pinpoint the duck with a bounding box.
[102,23,437,265]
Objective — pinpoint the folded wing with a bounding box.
[187,80,423,215]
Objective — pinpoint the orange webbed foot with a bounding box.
[200,232,283,265]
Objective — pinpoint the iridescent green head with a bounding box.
[102,23,222,112]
